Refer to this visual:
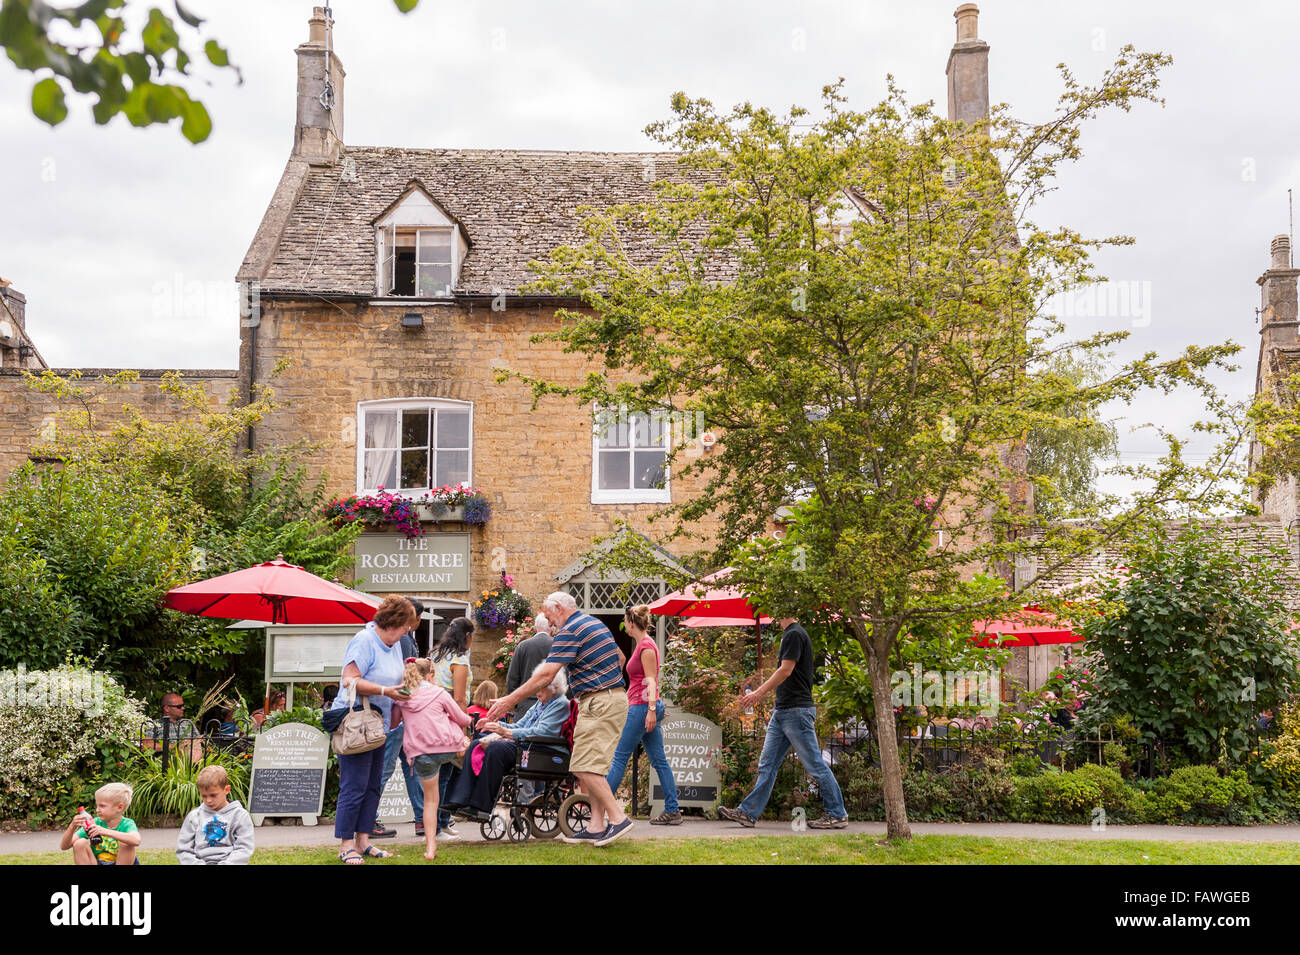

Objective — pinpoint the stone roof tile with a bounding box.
[250,147,733,297]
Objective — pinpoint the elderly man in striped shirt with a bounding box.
[487,591,633,846]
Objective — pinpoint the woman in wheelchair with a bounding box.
[444,664,571,820]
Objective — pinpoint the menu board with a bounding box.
[249,722,330,826]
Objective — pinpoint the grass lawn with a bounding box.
[5,834,1300,865]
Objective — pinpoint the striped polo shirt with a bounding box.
[545,611,626,696]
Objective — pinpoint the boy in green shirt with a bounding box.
[60,782,142,865]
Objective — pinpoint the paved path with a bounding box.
[4,817,1298,855]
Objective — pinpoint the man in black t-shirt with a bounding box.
[719,617,848,828]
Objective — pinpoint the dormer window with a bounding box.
[386,228,454,297]
[374,182,469,298]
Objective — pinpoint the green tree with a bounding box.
[1026,351,1119,519]
[0,370,361,698]
[1080,525,1300,766]
[1,0,423,141]
[514,54,1244,838]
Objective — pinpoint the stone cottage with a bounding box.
[230,5,1002,670]
[3,5,1013,686]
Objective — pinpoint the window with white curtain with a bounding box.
[357,400,472,494]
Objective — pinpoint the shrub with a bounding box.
[1262,702,1300,794]
[1142,766,1257,824]
[830,753,1015,822]
[1012,764,1136,823]
[1009,754,1045,777]
[127,749,251,819]
[0,666,148,825]
[1081,525,1300,766]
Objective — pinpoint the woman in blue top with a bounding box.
[443,664,570,819]
[332,595,417,865]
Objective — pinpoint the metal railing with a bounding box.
[137,717,257,770]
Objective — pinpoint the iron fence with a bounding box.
[727,717,1268,779]
[136,717,258,770]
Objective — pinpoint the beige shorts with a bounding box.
[569,688,629,776]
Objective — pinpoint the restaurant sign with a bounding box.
[354,532,470,592]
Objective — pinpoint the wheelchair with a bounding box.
[467,699,597,843]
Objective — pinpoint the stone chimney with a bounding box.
[946,4,989,123]
[294,6,345,165]
[1259,234,1300,349]
[0,282,25,332]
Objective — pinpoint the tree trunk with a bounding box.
[866,637,911,840]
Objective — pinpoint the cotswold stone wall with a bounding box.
[241,298,723,612]
[0,369,239,481]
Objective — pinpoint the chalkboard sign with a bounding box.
[249,722,330,826]
[650,706,723,816]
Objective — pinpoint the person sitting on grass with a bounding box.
[60,782,141,866]
[176,765,255,865]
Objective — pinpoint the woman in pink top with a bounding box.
[604,604,680,825]
[385,659,472,860]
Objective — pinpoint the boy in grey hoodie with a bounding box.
[177,765,255,865]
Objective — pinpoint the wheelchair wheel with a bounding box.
[481,812,507,841]
[527,793,562,840]
[506,808,530,843]
[557,791,594,838]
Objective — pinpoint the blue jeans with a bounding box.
[606,700,678,813]
[738,706,845,820]
[438,761,454,832]
[378,724,425,825]
[335,744,386,839]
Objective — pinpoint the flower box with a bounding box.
[415,504,465,522]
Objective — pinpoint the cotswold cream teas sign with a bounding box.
[355,532,470,591]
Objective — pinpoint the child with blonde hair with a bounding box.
[60,782,141,865]
[385,658,472,861]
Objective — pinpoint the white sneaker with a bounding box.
[436,828,460,841]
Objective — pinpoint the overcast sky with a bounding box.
[3,0,1298,479]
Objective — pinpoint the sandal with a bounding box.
[362,845,393,859]
[338,849,364,865]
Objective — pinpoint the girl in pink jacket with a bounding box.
[387,659,472,860]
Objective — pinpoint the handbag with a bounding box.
[330,685,386,755]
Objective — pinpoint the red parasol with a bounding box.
[971,606,1081,647]
[163,556,382,625]
[649,568,765,620]
[680,614,775,628]
[651,568,770,676]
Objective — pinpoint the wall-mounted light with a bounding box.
[401,312,423,328]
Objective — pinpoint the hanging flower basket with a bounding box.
[473,572,532,630]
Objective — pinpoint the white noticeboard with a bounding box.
[265,627,357,680]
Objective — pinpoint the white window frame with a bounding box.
[590,406,671,505]
[356,398,474,496]
[377,224,459,298]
